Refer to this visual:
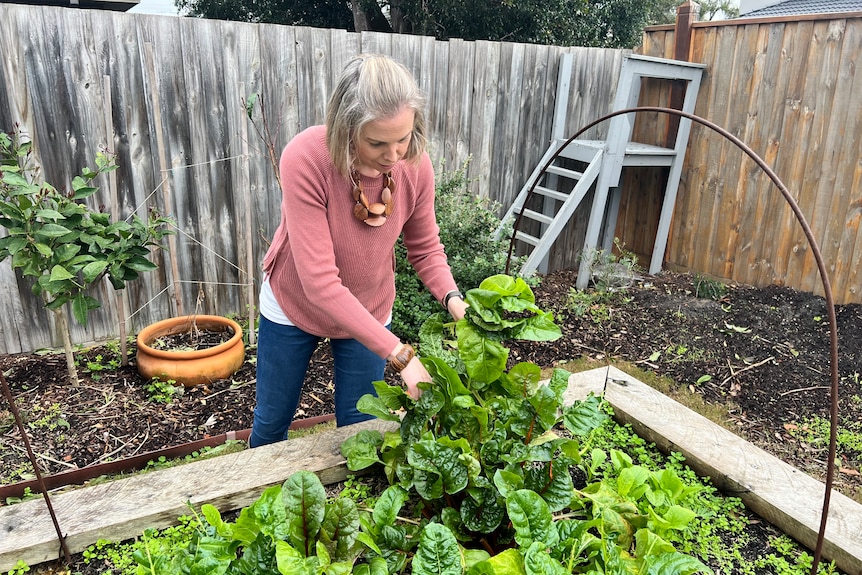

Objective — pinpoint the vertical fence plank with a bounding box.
[798,19,851,296]
[828,21,862,303]
[468,40,501,199]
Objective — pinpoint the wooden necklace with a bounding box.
[351,170,394,227]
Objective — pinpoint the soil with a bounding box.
[1,269,860,572]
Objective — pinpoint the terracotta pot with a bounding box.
[136,315,245,386]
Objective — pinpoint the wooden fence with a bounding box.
[1,4,860,354]
[0,4,628,353]
[627,10,862,304]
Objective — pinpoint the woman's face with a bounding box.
[353,106,415,176]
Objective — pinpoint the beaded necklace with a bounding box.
[351,171,394,227]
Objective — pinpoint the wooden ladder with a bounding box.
[498,144,604,276]
[497,54,705,289]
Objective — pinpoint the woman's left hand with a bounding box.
[447,296,469,321]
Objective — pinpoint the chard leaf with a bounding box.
[504,362,542,397]
[283,470,326,556]
[616,465,650,499]
[512,313,561,342]
[355,532,383,555]
[357,393,402,421]
[562,395,607,436]
[341,429,384,471]
[352,556,388,575]
[460,487,505,533]
[548,368,571,400]
[274,541,317,574]
[651,468,699,502]
[372,485,409,527]
[636,529,712,574]
[465,288,504,316]
[479,274,534,301]
[458,323,508,383]
[408,440,469,499]
[440,507,471,542]
[648,504,697,532]
[467,547,524,575]
[507,490,557,548]
[372,379,410,410]
[412,523,461,575]
[462,548,491,571]
[320,498,360,561]
[233,533,277,573]
[424,355,470,397]
[642,552,714,575]
[239,484,285,538]
[191,536,237,574]
[493,468,524,499]
[522,540,568,575]
[524,461,574,513]
[201,504,230,538]
[527,384,559,432]
[610,449,634,471]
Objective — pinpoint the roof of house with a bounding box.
[1,0,139,11]
[739,0,862,18]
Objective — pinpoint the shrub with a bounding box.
[392,160,521,341]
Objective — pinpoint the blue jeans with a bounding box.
[249,315,384,447]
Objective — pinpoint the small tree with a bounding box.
[0,127,172,385]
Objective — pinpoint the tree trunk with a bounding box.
[350,0,392,33]
[350,0,371,31]
[389,0,410,34]
[52,307,79,386]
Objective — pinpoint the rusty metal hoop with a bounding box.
[506,106,840,575]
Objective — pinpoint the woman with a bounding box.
[250,54,469,448]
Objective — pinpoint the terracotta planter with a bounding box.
[136,315,245,386]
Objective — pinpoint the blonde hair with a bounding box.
[326,54,428,177]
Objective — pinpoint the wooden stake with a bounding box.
[239,83,256,345]
[145,42,184,317]
[102,75,129,365]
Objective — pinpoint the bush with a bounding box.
[392,160,520,341]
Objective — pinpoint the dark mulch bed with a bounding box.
[1,269,860,573]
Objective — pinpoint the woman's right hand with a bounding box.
[399,355,431,399]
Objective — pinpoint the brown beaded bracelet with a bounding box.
[390,344,415,372]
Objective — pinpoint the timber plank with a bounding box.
[0,419,399,572]
[564,366,862,575]
[767,20,815,288]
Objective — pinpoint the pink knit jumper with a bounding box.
[262,126,458,359]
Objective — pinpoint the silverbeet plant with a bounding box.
[133,275,713,575]
[341,274,713,574]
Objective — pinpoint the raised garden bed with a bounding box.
[1,368,860,573]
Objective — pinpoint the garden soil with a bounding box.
[1,269,861,573]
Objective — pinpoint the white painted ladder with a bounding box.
[496,54,705,289]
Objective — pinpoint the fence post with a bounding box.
[666,0,700,147]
